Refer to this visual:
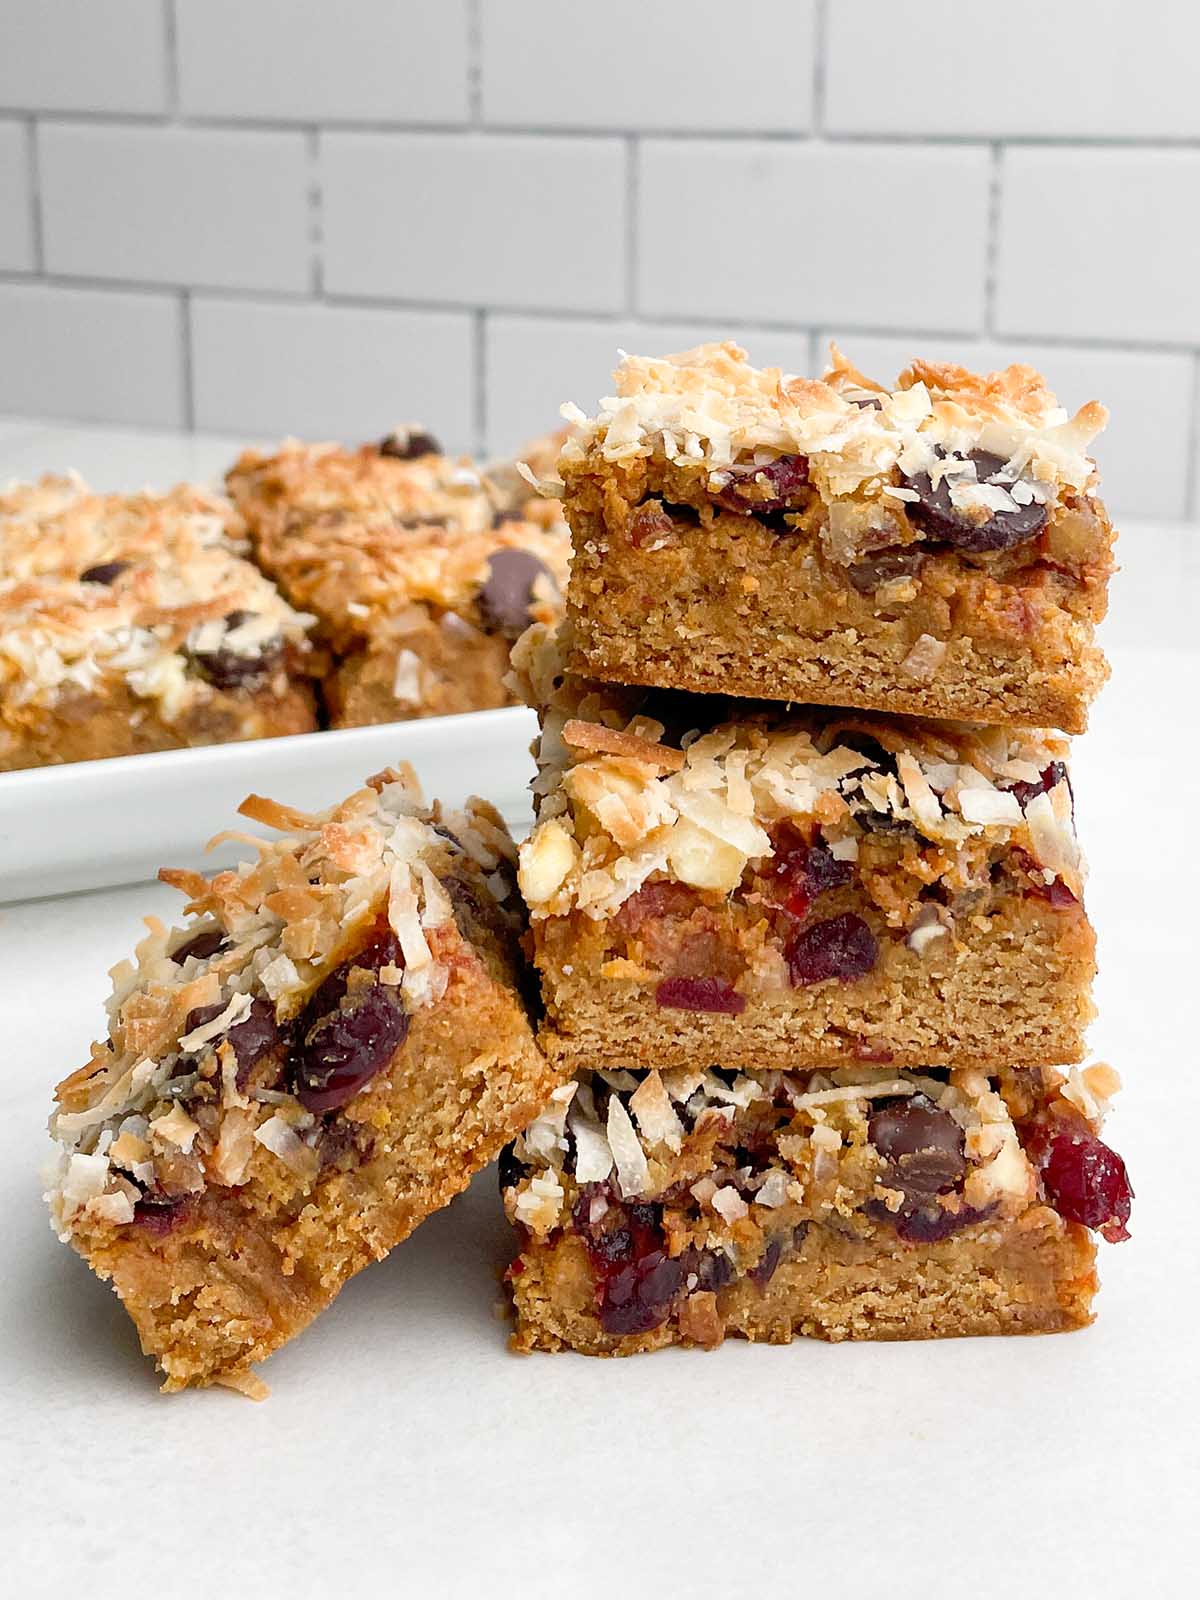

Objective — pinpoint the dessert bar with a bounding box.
[554,343,1114,733]
[0,484,316,771]
[503,1060,1130,1353]
[513,626,1094,1071]
[228,431,571,726]
[46,767,562,1390]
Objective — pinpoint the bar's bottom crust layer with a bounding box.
[510,1215,1097,1354]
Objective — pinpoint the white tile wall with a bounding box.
[481,1,814,132]
[38,123,311,292]
[0,122,35,271]
[321,133,626,311]
[0,283,184,426]
[0,2,168,115]
[176,1,470,125]
[825,1,1200,139]
[638,141,989,330]
[1,3,1198,520]
[997,148,1200,346]
[190,297,475,448]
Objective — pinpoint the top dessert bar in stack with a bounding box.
[552,343,1114,734]
[227,428,570,728]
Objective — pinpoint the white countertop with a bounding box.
[1,421,1196,1599]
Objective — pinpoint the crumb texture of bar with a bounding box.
[502,1061,1130,1354]
[555,343,1115,733]
[46,766,562,1389]
[512,625,1094,1070]
[226,432,571,728]
[0,477,317,769]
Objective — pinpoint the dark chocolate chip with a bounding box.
[845,546,926,594]
[903,448,1047,553]
[476,547,555,639]
[187,611,281,692]
[379,430,441,460]
[80,560,130,586]
[869,1096,967,1200]
[171,928,228,965]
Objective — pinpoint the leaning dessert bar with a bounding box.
[46,767,562,1391]
[554,343,1114,733]
[228,431,571,727]
[503,1060,1130,1353]
[0,484,316,771]
[513,626,1094,1072]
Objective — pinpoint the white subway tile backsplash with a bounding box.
[826,2,1200,139]
[484,315,813,457]
[177,0,470,124]
[0,123,34,271]
[190,296,475,448]
[997,148,1200,347]
[0,17,1195,522]
[822,332,1193,521]
[481,1,814,132]
[0,1,168,114]
[637,141,989,331]
[321,133,625,312]
[0,283,183,426]
[38,124,311,293]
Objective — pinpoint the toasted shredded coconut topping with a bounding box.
[0,478,312,718]
[45,767,517,1239]
[555,342,1107,505]
[507,1063,1090,1227]
[512,624,1083,918]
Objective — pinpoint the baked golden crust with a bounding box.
[46,766,562,1390]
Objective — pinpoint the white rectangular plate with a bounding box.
[0,706,537,903]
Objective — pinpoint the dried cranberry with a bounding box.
[1039,1131,1132,1243]
[1004,760,1070,812]
[226,997,282,1085]
[716,452,809,514]
[132,1192,190,1235]
[769,829,853,918]
[845,546,926,594]
[379,429,441,460]
[80,559,130,586]
[904,448,1047,553]
[749,1237,782,1291]
[306,929,404,1017]
[785,913,877,985]
[171,927,228,965]
[290,986,409,1113]
[869,1097,966,1199]
[476,547,555,639]
[600,1250,686,1336]
[655,976,746,1014]
[614,880,699,935]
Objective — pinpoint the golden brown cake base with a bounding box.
[535,895,1095,1072]
[327,625,515,729]
[510,1215,1097,1353]
[0,673,317,772]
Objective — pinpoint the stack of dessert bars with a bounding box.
[503,342,1132,1355]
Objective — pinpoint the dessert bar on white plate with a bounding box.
[0,706,537,903]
